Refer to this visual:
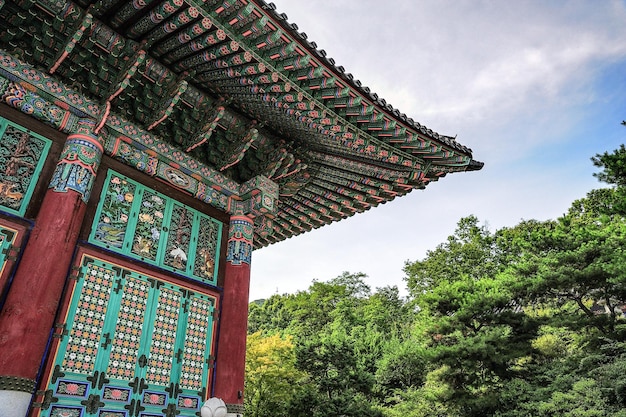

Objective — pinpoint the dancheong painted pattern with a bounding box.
[0,0,482,248]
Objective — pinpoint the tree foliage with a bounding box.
[245,142,626,416]
[244,332,304,417]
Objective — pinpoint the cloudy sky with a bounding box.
[249,0,626,301]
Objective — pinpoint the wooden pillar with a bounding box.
[213,214,254,416]
[0,119,102,417]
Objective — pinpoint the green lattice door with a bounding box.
[40,255,215,417]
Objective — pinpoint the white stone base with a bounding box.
[0,390,31,417]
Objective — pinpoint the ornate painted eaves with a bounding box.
[0,0,483,248]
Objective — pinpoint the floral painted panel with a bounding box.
[193,214,220,280]
[92,173,136,249]
[0,118,52,216]
[164,203,192,272]
[130,189,166,261]
[89,170,223,285]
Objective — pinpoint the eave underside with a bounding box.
[0,0,482,248]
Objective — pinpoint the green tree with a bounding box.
[509,197,626,338]
[592,144,626,187]
[245,332,305,417]
[404,216,540,416]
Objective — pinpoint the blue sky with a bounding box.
[249,0,626,301]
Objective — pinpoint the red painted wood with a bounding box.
[213,261,251,405]
[0,190,86,379]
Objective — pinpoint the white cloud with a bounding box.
[249,0,626,301]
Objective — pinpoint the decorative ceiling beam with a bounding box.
[303,184,370,212]
[186,105,226,152]
[191,50,254,73]
[310,151,415,183]
[276,210,311,234]
[309,179,377,206]
[260,147,288,178]
[146,7,204,50]
[234,15,268,37]
[49,12,93,74]
[196,63,267,83]
[291,195,346,221]
[218,121,259,171]
[161,29,227,65]
[269,152,294,179]
[146,79,188,130]
[110,0,156,29]
[95,48,147,133]
[217,1,255,24]
[171,37,240,73]
[294,191,355,217]
[315,166,390,200]
[273,158,307,180]
[289,65,324,81]
[269,216,297,239]
[127,0,185,38]
[283,199,328,226]
[248,29,282,50]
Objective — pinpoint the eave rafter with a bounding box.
[0,0,481,248]
[182,0,427,169]
[290,193,349,219]
[218,121,259,171]
[282,197,330,226]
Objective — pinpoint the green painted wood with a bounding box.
[0,116,52,217]
[41,255,216,417]
[89,170,222,286]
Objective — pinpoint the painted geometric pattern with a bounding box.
[106,275,150,379]
[90,170,222,285]
[61,261,114,374]
[102,386,132,403]
[179,295,213,391]
[0,117,52,216]
[41,255,218,417]
[49,406,82,417]
[145,286,181,386]
[56,380,89,398]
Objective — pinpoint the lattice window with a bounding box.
[89,169,222,285]
[0,116,52,216]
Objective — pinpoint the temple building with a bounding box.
[0,1,482,416]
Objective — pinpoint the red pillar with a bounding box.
[0,119,102,416]
[213,215,254,414]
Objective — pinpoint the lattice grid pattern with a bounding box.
[61,261,114,374]
[145,286,181,386]
[179,295,213,390]
[106,276,150,379]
